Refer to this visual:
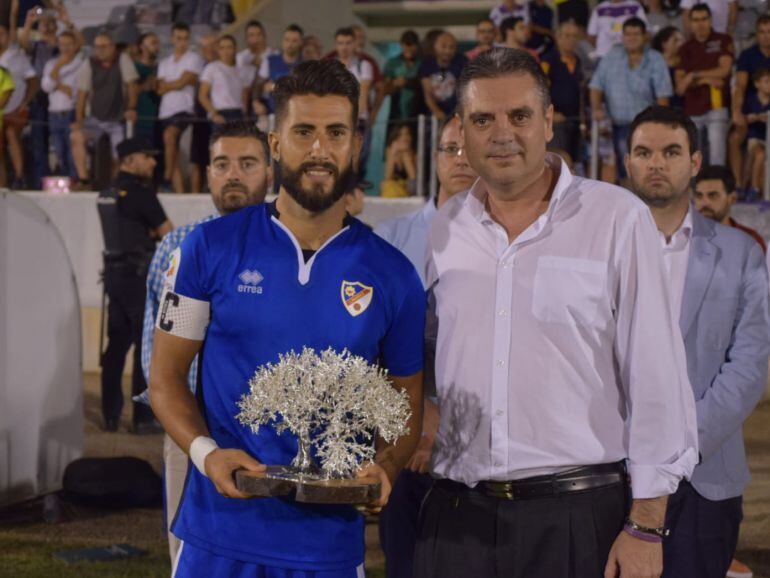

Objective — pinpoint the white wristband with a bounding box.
[189,436,218,477]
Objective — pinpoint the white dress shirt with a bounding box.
[660,208,693,327]
[427,154,698,499]
[199,61,247,112]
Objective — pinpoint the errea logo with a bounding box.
[238,269,263,294]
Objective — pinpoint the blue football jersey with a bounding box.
[159,203,425,570]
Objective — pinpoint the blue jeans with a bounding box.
[612,123,631,180]
[49,110,76,179]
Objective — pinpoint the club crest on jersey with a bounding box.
[341,281,373,317]
[164,248,181,289]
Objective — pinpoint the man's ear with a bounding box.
[690,150,703,178]
[269,131,280,162]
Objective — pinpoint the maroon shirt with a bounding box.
[678,31,733,116]
[730,217,767,254]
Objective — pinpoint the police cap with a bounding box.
[117,137,159,160]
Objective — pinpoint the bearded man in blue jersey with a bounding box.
[149,59,425,578]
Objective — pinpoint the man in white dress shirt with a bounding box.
[625,105,770,578]
[413,48,698,578]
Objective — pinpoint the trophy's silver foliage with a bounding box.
[236,347,411,478]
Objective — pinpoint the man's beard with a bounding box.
[698,205,728,222]
[214,180,263,214]
[278,159,355,213]
[629,174,683,209]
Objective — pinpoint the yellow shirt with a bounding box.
[0,66,16,131]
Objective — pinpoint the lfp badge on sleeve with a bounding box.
[341,281,373,317]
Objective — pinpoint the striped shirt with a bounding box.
[137,214,218,404]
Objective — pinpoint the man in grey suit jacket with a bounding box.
[625,106,770,578]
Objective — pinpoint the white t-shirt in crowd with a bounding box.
[489,1,531,27]
[588,0,648,59]
[200,60,246,112]
[157,50,205,119]
[41,53,85,112]
[342,57,373,120]
[0,44,36,113]
[237,47,276,90]
[680,0,734,34]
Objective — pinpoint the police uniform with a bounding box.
[97,138,168,432]
[157,202,426,577]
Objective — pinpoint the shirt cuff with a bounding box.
[627,447,699,499]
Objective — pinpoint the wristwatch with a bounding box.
[624,517,670,538]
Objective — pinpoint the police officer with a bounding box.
[97,136,173,433]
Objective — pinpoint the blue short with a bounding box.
[173,542,365,578]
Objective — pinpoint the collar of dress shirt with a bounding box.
[659,205,693,250]
[463,152,572,226]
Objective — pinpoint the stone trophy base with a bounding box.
[235,465,381,504]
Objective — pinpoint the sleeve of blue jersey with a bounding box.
[172,225,211,301]
[380,253,427,378]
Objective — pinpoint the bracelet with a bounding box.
[624,517,669,539]
[189,436,218,477]
[623,525,663,544]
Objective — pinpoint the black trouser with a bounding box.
[662,481,742,578]
[413,476,628,578]
[101,265,154,426]
[379,469,434,578]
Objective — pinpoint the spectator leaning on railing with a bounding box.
[590,17,672,180]
[157,22,204,194]
[675,2,733,167]
[420,31,467,122]
[70,31,139,191]
[730,15,770,190]
[41,30,83,181]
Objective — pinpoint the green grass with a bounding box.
[0,535,171,578]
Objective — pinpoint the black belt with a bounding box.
[436,461,627,501]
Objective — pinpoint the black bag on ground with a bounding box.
[62,457,162,509]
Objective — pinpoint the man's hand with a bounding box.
[212,113,226,124]
[733,111,747,127]
[405,436,433,474]
[593,108,606,122]
[356,462,393,515]
[604,530,663,578]
[204,448,265,499]
[125,109,138,123]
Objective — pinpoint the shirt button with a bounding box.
[496,409,503,417]
[494,462,502,467]
[497,360,505,368]
[498,309,507,316]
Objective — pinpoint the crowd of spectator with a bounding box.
[1,0,769,197]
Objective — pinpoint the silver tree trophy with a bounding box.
[234,347,411,504]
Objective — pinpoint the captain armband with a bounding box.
[156,286,210,340]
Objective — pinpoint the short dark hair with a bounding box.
[457,47,551,115]
[138,32,157,47]
[758,14,770,29]
[627,106,700,155]
[171,22,190,34]
[335,27,355,40]
[694,165,736,193]
[652,26,679,52]
[218,34,236,46]
[273,59,360,127]
[690,3,712,17]
[500,16,525,39]
[286,23,304,36]
[209,121,269,161]
[753,67,770,83]
[245,19,264,32]
[400,29,419,46]
[476,17,495,27]
[623,17,647,34]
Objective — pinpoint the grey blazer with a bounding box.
[682,209,770,501]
